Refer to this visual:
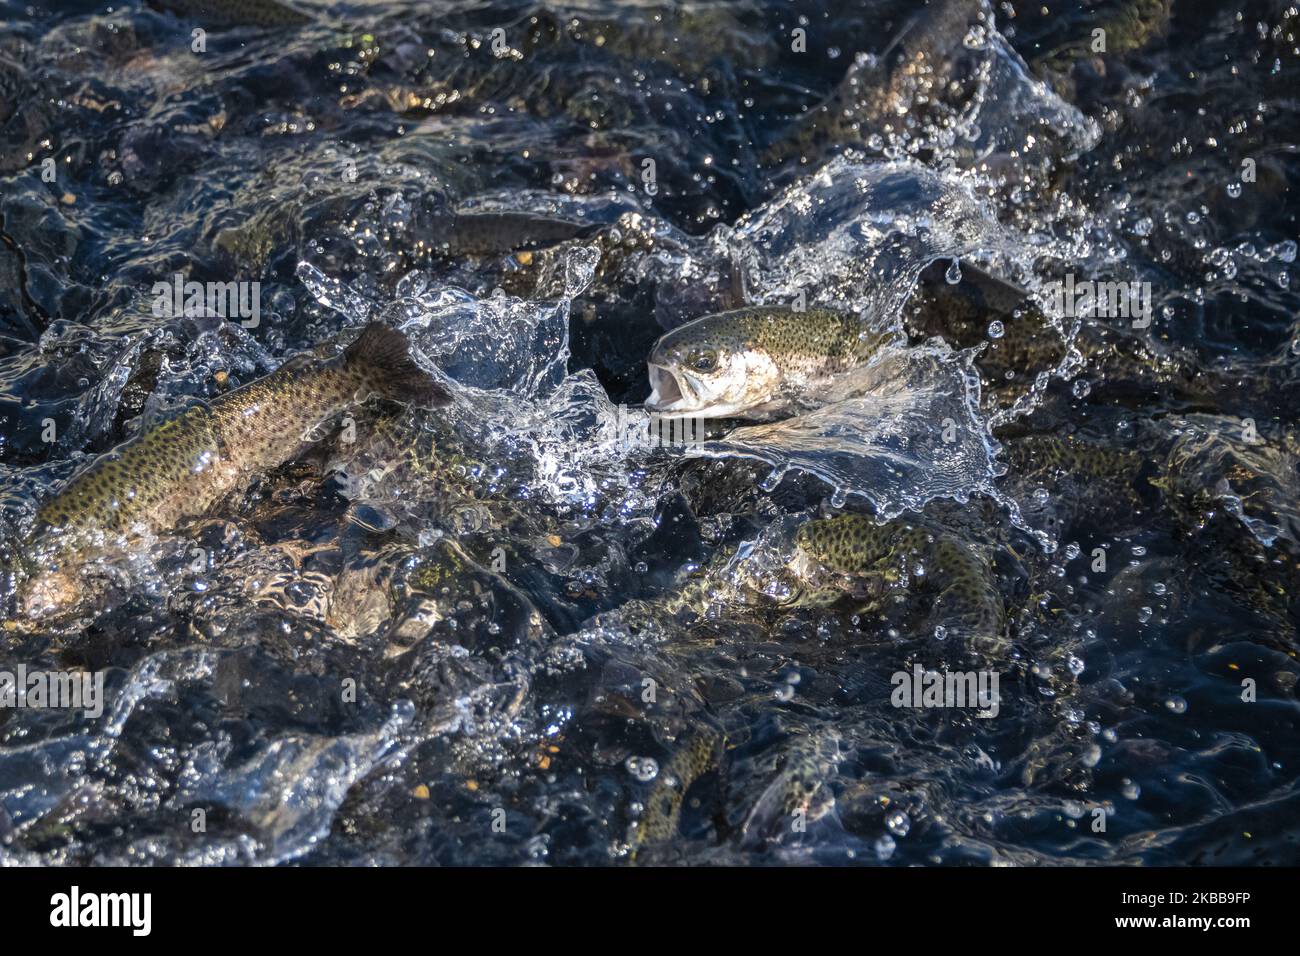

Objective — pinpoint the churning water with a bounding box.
[1,0,1299,865]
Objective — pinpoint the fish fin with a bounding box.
[344,322,451,409]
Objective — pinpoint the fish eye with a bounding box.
[691,350,719,373]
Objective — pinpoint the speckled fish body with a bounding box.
[18,323,445,618]
[645,306,892,419]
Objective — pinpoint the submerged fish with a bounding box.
[739,730,842,850]
[1156,418,1300,644]
[791,514,1005,647]
[148,0,314,27]
[435,212,603,258]
[1032,0,1172,79]
[906,260,1219,413]
[1003,433,1151,536]
[13,322,447,620]
[644,306,894,419]
[764,0,1096,182]
[629,729,725,860]
[763,0,987,169]
[650,511,1004,651]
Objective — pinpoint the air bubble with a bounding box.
[625,756,659,782]
[885,810,911,837]
[874,835,897,860]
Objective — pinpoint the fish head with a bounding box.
[15,567,83,620]
[0,534,66,622]
[784,516,896,606]
[772,548,833,607]
[6,530,113,625]
[645,319,782,418]
[718,526,849,609]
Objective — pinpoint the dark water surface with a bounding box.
[1,0,1299,865]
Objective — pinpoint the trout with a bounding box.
[14,322,447,620]
[644,306,893,420]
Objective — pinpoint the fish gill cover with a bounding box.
[0,0,1297,867]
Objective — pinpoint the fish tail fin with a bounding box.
[344,322,451,408]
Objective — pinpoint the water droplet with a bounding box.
[1165,696,1187,715]
[945,259,962,284]
[874,834,897,860]
[625,756,659,782]
[886,810,911,837]
[987,320,1005,339]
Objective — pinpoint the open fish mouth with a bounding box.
[645,363,694,414]
[645,362,752,418]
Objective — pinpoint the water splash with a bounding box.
[718,157,1025,324]
[688,342,1038,537]
[300,245,660,521]
[953,17,1101,169]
